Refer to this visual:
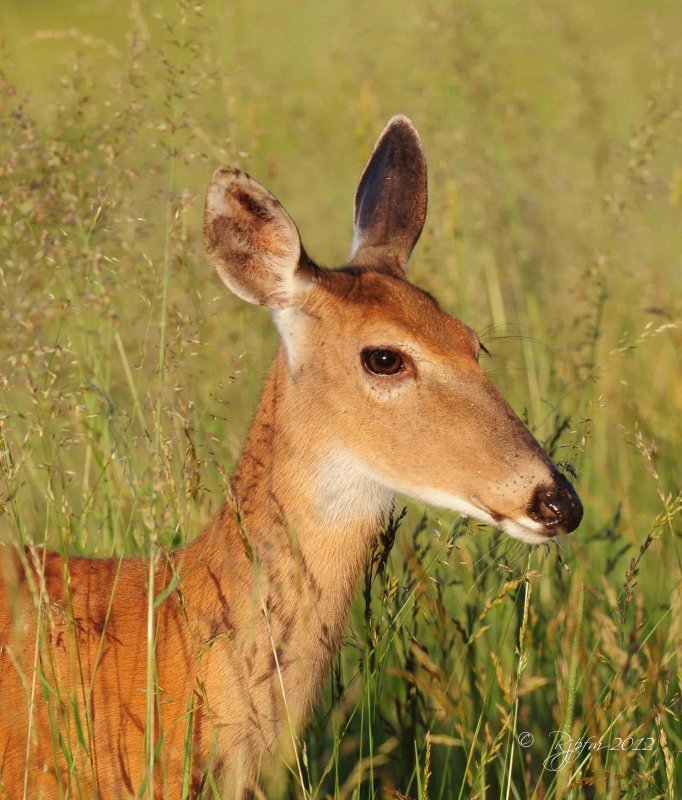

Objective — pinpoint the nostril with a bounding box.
[529,472,583,534]
[536,496,561,526]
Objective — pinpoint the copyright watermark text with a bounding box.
[517,731,655,772]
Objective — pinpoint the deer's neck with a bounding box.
[232,347,392,599]
[185,347,392,741]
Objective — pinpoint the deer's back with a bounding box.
[0,548,167,797]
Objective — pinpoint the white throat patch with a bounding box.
[314,451,394,529]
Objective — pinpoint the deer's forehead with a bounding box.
[309,271,475,355]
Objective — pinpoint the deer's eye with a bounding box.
[361,348,405,376]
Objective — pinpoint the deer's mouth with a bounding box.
[469,500,578,544]
[401,487,558,545]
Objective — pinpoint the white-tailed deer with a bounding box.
[0,116,582,798]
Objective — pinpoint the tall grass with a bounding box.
[1,0,681,797]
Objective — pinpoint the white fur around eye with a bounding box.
[356,342,419,401]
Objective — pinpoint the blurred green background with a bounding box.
[1,1,681,797]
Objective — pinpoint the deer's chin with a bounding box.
[498,517,555,545]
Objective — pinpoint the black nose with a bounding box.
[529,471,583,534]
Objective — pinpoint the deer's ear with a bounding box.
[204,167,314,307]
[350,115,428,276]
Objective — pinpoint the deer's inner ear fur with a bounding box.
[350,114,428,276]
[204,167,312,307]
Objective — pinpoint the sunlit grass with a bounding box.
[1,0,681,797]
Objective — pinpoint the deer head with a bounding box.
[204,115,583,544]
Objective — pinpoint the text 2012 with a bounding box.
[543,732,655,772]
